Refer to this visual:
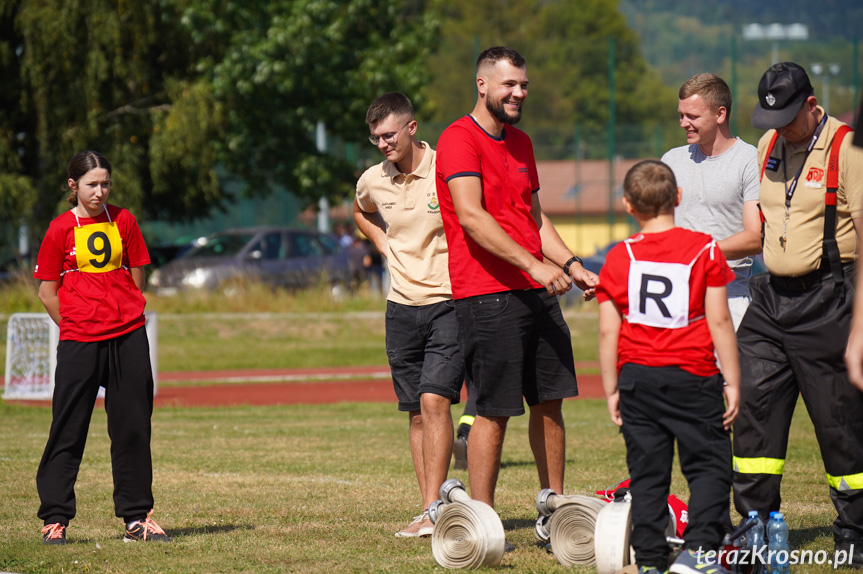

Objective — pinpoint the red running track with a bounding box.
[7,364,603,408]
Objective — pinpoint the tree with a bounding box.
[0,0,437,255]
[423,0,676,159]
[174,0,438,203]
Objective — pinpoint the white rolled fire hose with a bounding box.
[534,489,607,567]
[428,479,505,569]
[594,493,636,574]
[594,492,678,574]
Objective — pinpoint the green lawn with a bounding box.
[0,398,840,573]
[0,286,845,572]
[1,306,600,375]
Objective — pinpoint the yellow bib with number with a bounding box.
[74,222,123,273]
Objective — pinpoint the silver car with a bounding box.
[148,227,351,295]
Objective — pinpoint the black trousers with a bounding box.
[733,268,863,542]
[37,326,155,526]
[619,364,732,569]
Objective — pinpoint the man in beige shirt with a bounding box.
[732,62,863,567]
[354,92,463,538]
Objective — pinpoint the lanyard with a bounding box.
[778,114,827,250]
[781,114,828,210]
[73,205,111,227]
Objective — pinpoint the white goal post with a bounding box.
[3,313,158,400]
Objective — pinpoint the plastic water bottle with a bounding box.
[768,513,790,573]
[748,510,767,571]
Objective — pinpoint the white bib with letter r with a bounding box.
[624,238,715,329]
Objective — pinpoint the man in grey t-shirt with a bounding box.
[661,73,761,329]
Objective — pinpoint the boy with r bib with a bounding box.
[596,160,740,574]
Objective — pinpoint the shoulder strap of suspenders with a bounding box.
[823,124,852,285]
[757,132,781,246]
[759,131,780,182]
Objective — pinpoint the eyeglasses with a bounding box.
[368,121,411,146]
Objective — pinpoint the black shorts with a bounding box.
[385,300,465,412]
[454,288,578,417]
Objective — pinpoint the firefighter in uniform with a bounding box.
[733,62,863,566]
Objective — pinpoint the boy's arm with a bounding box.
[705,285,739,429]
[598,299,623,426]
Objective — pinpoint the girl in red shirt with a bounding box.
[34,151,170,545]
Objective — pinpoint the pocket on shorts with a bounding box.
[468,292,509,322]
[385,300,397,319]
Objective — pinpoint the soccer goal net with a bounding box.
[3,313,158,400]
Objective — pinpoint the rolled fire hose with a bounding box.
[534,489,607,567]
[594,494,635,574]
[534,488,588,541]
[429,478,506,569]
[593,493,678,574]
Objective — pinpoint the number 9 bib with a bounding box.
[74,222,123,273]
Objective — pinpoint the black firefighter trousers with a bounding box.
[733,267,863,543]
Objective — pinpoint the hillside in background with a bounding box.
[620,0,861,140]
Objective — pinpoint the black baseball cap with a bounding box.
[751,62,814,130]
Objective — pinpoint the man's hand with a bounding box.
[527,259,572,296]
[569,264,599,301]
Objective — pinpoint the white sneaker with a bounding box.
[395,510,434,538]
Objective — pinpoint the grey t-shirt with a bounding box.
[662,138,760,296]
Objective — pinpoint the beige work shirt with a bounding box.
[355,142,452,305]
[758,108,863,276]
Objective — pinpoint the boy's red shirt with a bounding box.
[596,227,735,376]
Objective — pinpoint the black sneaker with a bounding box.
[41,523,67,545]
[835,540,863,570]
[453,437,468,470]
[124,510,172,543]
[504,539,516,553]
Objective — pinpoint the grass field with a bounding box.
[1,284,601,374]
[0,284,846,572]
[0,397,841,573]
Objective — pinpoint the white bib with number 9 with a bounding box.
[74,222,123,273]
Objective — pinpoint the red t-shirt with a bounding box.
[435,115,543,299]
[595,228,735,376]
[34,205,150,342]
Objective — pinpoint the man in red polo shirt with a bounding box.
[435,46,597,531]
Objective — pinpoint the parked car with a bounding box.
[0,256,27,285]
[562,239,767,306]
[147,242,193,269]
[148,227,351,295]
[579,241,621,275]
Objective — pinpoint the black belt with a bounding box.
[769,261,853,292]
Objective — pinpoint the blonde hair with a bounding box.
[679,73,732,114]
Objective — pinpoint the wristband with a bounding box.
[562,256,583,276]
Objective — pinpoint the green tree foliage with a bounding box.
[620,0,862,145]
[423,0,676,159]
[0,0,437,250]
[175,0,437,202]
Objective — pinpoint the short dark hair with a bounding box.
[365,92,414,125]
[476,46,526,73]
[623,160,677,217]
[65,150,112,206]
[679,73,732,115]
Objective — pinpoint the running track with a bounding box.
[6,363,603,407]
